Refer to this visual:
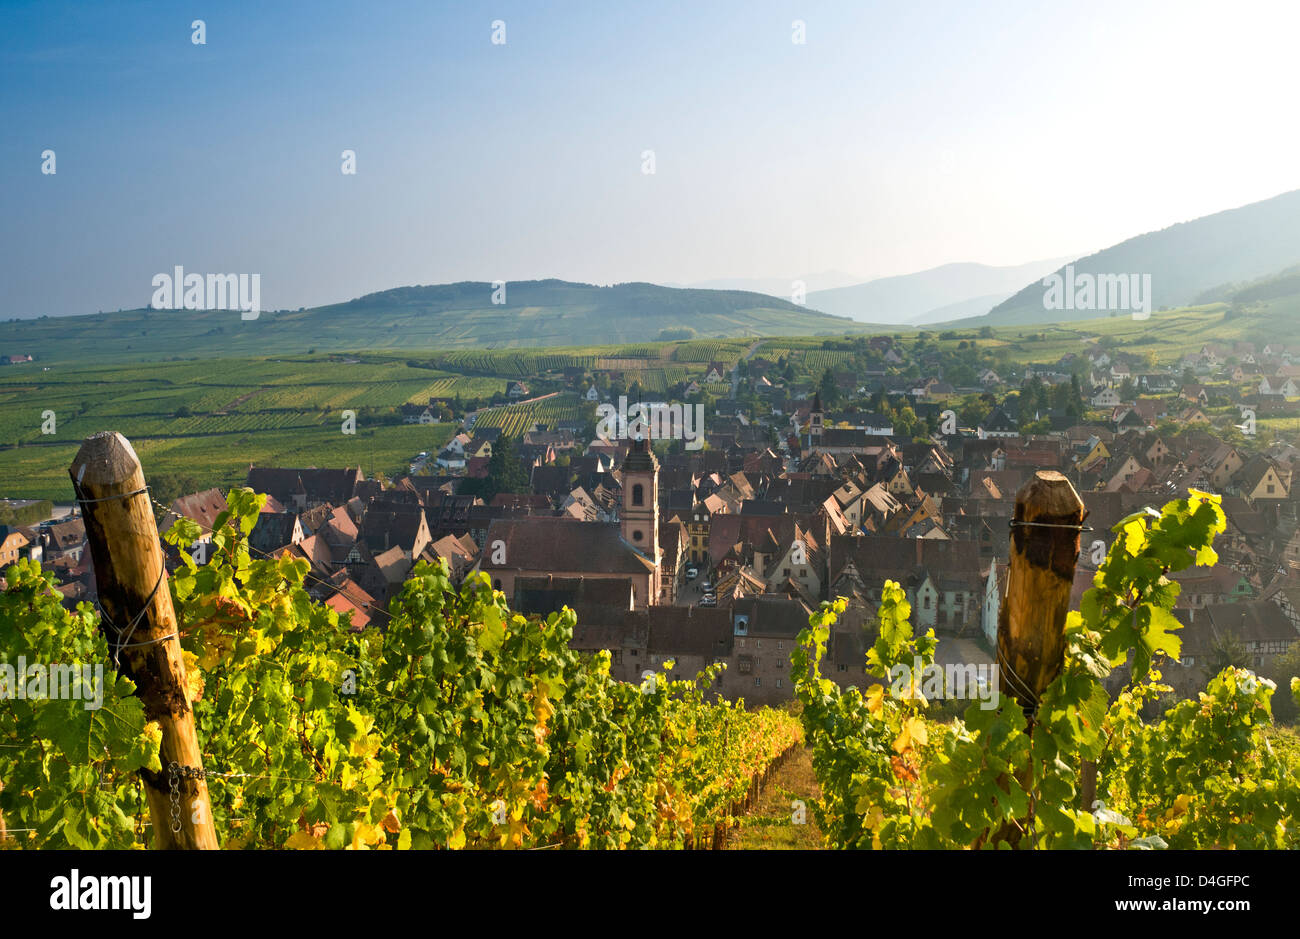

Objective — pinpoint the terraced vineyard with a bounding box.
[758,346,859,373]
[672,339,753,363]
[471,393,593,437]
[0,355,469,500]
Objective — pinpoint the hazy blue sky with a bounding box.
[3,0,1298,316]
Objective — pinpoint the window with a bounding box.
[755,678,762,687]
[632,483,644,506]
[632,529,643,542]
[777,642,784,652]
[776,678,783,689]
[838,664,847,673]
[923,595,931,610]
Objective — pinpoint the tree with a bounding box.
[818,368,839,407]
[149,472,203,516]
[1203,632,1252,683]
[463,434,530,502]
[894,405,918,438]
[959,397,991,427]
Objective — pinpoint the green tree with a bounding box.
[150,472,203,513]
[464,434,531,502]
[818,368,840,407]
[1203,632,1252,683]
[1266,641,1300,724]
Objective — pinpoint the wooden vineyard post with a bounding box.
[997,470,1086,717]
[70,432,218,849]
[992,470,1087,846]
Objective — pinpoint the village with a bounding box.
[7,334,1300,712]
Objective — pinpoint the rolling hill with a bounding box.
[0,280,870,366]
[980,188,1300,326]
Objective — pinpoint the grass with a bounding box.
[726,744,824,850]
[1262,723,1300,770]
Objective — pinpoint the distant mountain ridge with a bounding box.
[664,270,867,296]
[979,189,1300,326]
[804,257,1077,324]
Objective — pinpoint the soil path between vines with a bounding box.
[725,744,824,850]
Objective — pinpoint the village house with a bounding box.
[158,488,229,563]
[722,596,817,705]
[1235,457,1289,505]
[828,535,986,636]
[1260,376,1299,397]
[0,526,31,568]
[245,466,364,512]
[478,440,663,609]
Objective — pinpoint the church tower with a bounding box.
[620,438,660,597]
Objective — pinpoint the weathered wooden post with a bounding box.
[998,470,1086,717]
[988,470,1087,847]
[70,432,217,849]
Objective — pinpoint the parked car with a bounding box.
[701,580,713,592]
[699,596,716,607]
[685,566,699,580]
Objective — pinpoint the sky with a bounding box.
[3,0,1299,316]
